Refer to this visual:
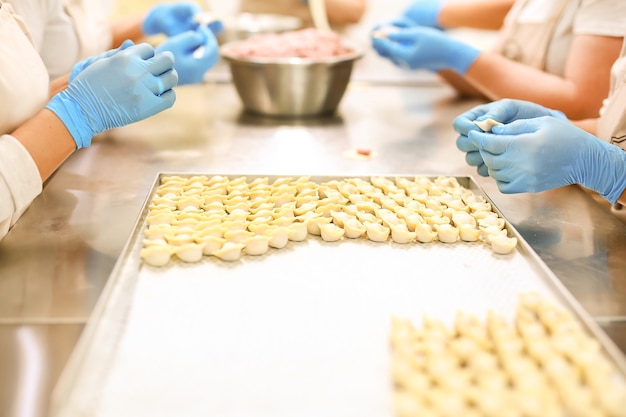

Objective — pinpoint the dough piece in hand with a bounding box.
[474,119,503,132]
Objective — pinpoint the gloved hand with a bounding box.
[69,40,134,82]
[156,26,219,85]
[454,99,567,176]
[402,0,444,28]
[372,0,443,36]
[371,26,480,74]
[466,116,626,204]
[143,2,202,37]
[46,43,178,149]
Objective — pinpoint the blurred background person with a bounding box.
[239,0,367,28]
[371,0,626,120]
[454,29,626,222]
[9,0,221,85]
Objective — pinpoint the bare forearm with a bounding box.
[466,57,603,120]
[325,0,366,25]
[49,74,69,98]
[11,109,76,182]
[464,35,622,120]
[572,118,599,136]
[111,16,145,48]
[618,189,626,206]
[439,0,514,30]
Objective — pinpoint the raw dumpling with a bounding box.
[141,245,172,267]
[390,223,417,244]
[364,221,390,242]
[211,242,245,261]
[319,223,345,242]
[488,234,518,255]
[174,243,204,263]
[474,118,503,132]
[342,217,367,239]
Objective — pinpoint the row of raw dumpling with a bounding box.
[150,175,498,232]
[143,199,515,259]
[141,175,517,265]
[153,175,494,222]
[390,292,626,417]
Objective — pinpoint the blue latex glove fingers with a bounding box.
[474,99,567,126]
[46,43,177,149]
[453,103,494,137]
[156,26,219,85]
[487,117,626,203]
[372,27,479,74]
[403,0,443,28]
[467,150,489,177]
[456,134,488,176]
[468,119,574,194]
[69,40,134,82]
[372,17,417,37]
[206,20,224,36]
[143,2,202,37]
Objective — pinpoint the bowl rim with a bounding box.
[219,38,364,65]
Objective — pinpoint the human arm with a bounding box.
[457,113,626,205]
[374,0,512,31]
[155,26,220,85]
[371,26,480,75]
[374,27,622,120]
[111,15,146,47]
[572,117,599,135]
[49,75,69,98]
[46,43,177,149]
[110,2,223,48]
[454,99,566,176]
[0,43,177,242]
[325,0,367,25]
[461,34,623,120]
[32,43,178,177]
[437,0,514,30]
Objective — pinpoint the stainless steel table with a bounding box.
[1,56,625,417]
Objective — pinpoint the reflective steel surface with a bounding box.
[1,58,625,417]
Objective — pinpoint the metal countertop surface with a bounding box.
[1,55,625,417]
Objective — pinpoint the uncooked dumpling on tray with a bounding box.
[390,292,626,417]
[140,175,518,266]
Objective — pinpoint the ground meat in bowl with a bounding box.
[223,28,354,58]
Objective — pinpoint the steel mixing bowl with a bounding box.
[220,41,363,117]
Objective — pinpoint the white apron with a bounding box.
[0,0,48,239]
[598,38,626,222]
[493,0,572,70]
[62,0,112,61]
[0,1,49,132]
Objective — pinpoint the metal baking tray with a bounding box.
[50,173,626,417]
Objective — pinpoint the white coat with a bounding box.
[0,1,49,240]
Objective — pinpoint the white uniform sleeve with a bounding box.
[575,0,626,37]
[5,0,47,50]
[0,134,43,240]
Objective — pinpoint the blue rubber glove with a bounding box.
[454,99,567,176]
[467,116,626,204]
[143,2,202,37]
[69,40,135,82]
[372,26,480,74]
[46,43,178,149]
[402,0,444,28]
[156,26,219,85]
[372,0,443,35]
